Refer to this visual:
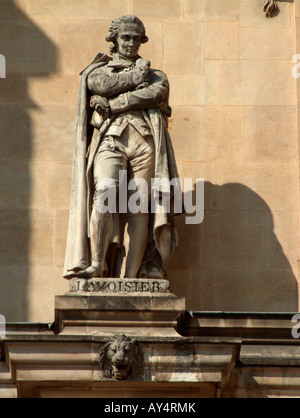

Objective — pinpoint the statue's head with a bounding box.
[106,15,148,59]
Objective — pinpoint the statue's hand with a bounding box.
[135,81,149,90]
[90,95,110,116]
[132,58,150,86]
[136,58,151,71]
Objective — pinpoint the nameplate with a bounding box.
[69,278,170,294]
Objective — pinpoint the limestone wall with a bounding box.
[0,0,299,322]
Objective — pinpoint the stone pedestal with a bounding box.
[55,278,186,337]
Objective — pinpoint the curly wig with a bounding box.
[106,15,148,54]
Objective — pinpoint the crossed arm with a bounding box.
[87,66,170,115]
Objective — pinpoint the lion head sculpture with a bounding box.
[99,335,143,380]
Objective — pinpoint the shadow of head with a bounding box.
[168,181,298,312]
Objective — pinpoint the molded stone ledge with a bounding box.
[0,339,237,388]
[2,316,300,397]
[54,292,186,337]
[240,344,300,366]
[180,311,298,339]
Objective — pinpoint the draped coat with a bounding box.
[63,53,180,279]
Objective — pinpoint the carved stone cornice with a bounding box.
[1,312,300,398]
[262,0,280,17]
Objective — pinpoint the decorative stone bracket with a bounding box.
[99,335,144,381]
[262,0,280,17]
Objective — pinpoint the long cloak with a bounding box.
[63,53,179,279]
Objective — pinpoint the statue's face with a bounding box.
[116,23,142,59]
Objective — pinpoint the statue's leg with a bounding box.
[124,212,149,278]
[124,128,155,278]
[84,195,113,278]
[79,138,126,278]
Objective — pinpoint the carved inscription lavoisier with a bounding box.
[69,278,169,293]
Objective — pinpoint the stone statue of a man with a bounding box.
[63,15,179,280]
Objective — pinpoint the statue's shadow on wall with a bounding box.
[0,0,56,321]
[168,181,298,312]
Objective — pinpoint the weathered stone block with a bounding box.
[139,21,163,69]
[53,210,69,268]
[169,106,204,161]
[204,106,244,162]
[58,20,110,74]
[46,162,72,210]
[168,75,183,106]
[183,61,220,106]
[55,289,186,336]
[163,22,204,75]
[245,106,298,162]
[239,28,295,59]
[220,60,296,106]
[28,0,129,20]
[205,0,239,21]
[0,19,57,73]
[205,22,238,59]
[131,0,182,20]
[240,0,291,27]
[0,162,47,210]
[221,163,299,211]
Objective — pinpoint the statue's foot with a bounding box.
[147,268,163,280]
[77,264,105,278]
[138,265,163,280]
